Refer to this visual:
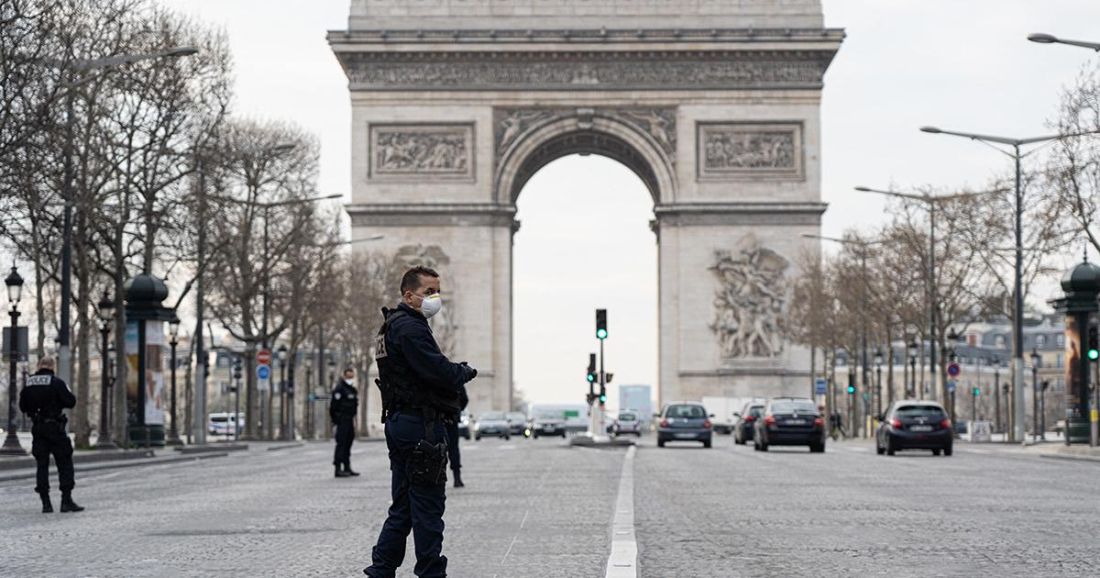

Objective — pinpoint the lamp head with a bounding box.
[5,264,23,305]
[1027,33,1058,44]
[97,291,114,322]
[166,46,199,57]
[277,344,288,362]
[920,126,943,134]
[168,314,181,340]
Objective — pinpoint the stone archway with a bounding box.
[331,1,843,417]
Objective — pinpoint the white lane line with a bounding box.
[605,445,637,578]
[519,508,530,530]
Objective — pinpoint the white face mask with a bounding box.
[344,378,355,386]
[419,293,442,319]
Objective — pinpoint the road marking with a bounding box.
[519,508,530,530]
[605,445,637,578]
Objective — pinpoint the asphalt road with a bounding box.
[0,435,1097,577]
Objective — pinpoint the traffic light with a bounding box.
[972,386,980,397]
[596,309,608,340]
[586,353,597,384]
[605,372,613,384]
[847,384,855,395]
[1088,326,1099,361]
[598,389,607,404]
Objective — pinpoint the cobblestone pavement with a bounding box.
[2,434,1099,577]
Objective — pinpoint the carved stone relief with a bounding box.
[709,234,789,359]
[697,122,803,180]
[494,107,676,166]
[370,124,473,180]
[389,244,458,357]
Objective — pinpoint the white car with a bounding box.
[609,411,644,437]
[208,412,244,437]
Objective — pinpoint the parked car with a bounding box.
[876,400,953,456]
[656,402,712,448]
[474,411,511,440]
[753,398,825,453]
[506,411,528,437]
[208,412,244,437]
[609,410,643,437]
[530,409,567,438]
[457,411,471,440]
[733,401,765,445]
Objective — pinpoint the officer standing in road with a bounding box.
[444,384,469,489]
[330,367,360,478]
[364,266,477,578]
[18,356,82,513]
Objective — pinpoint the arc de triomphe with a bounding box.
[329,0,843,417]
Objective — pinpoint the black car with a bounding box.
[733,401,764,445]
[753,397,826,453]
[656,402,713,448]
[876,401,953,456]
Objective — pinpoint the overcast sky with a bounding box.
[136,1,1100,406]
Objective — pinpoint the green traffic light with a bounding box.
[598,394,607,403]
[596,329,608,340]
[972,387,980,396]
[1090,349,1099,361]
[847,386,855,394]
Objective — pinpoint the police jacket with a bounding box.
[379,303,470,408]
[330,380,358,422]
[19,369,76,421]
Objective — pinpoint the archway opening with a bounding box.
[512,153,658,412]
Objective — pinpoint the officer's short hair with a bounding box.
[400,266,440,295]
[37,356,56,370]
[343,367,355,376]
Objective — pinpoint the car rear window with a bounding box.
[896,405,945,418]
[619,412,637,421]
[666,405,706,418]
[749,406,764,417]
[770,400,817,414]
[211,416,227,423]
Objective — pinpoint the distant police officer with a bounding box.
[18,357,82,513]
[444,384,468,489]
[330,367,361,478]
[364,266,477,578]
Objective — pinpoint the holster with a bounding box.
[406,413,448,486]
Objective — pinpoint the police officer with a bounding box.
[330,367,360,478]
[444,384,469,489]
[18,357,82,513]
[364,266,477,578]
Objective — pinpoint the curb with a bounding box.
[0,449,155,472]
[266,442,304,452]
[175,444,248,454]
[1039,453,1100,464]
[0,452,229,483]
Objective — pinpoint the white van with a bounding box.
[208,412,245,437]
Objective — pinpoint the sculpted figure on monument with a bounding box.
[709,235,790,359]
[375,130,468,173]
[704,129,795,171]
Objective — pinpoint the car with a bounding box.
[876,400,953,456]
[609,410,643,437]
[473,411,511,440]
[733,401,765,445]
[506,411,528,437]
[530,409,567,438]
[656,402,713,448]
[753,398,825,453]
[457,411,471,440]
[208,412,244,437]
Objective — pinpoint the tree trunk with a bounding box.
[244,341,258,439]
[73,210,91,448]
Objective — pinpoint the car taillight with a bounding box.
[659,419,669,428]
[891,418,903,429]
[745,415,755,422]
[940,419,951,429]
[813,417,824,427]
[764,415,775,426]
[703,419,712,429]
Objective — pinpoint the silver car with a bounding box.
[474,411,511,440]
[610,411,644,436]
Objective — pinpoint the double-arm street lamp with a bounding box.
[1,265,26,455]
[94,291,117,450]
[167,313,182,446]
[918,127,1097,444]
[52,47,198,394]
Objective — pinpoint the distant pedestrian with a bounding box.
[330,367,360,478]
[19,357,82,513]
[364,265,478,578]
[444,384,469,488]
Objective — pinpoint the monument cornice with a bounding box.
[654,202,827,226]
[329,27,845,46]
[346,203,517,227]
[331,46,839,92]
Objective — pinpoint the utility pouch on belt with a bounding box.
[408,439,448,486]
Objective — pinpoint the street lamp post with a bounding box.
[918,127,1098,444]
[94,291,117,450]
[53,47,198,392]
[277,344,288,440]
[907,339,918,398]
[1030,348,1041,442]
[1,265,26,455]
[993,358,1002,434]
[874,348,884,419]
[167,314,182,446]
[1028,33,1100,52]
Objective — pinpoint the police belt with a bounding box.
[391,405,443,421]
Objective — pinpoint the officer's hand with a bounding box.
[460,362,478,382]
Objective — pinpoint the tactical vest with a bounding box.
[374,307,461,423]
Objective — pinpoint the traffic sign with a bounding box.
[947,379,957,393]
[257,348,272,366]
[815,378,827,396]
[257,364,271,381]
[947,362,961,377]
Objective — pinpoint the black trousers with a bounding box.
[333,419,355,467]
[443,420,461,473]
[31,421,74,494]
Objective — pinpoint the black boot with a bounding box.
[344,463,360,477]
[335,465,351,478]
[39,492,53,514]
[453,469,464,488]
[60,492,83,513]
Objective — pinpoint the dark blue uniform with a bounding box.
[329,379,359,476]
[365,303,475,578]
[444,385,468,487]
[19,369,76,499]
